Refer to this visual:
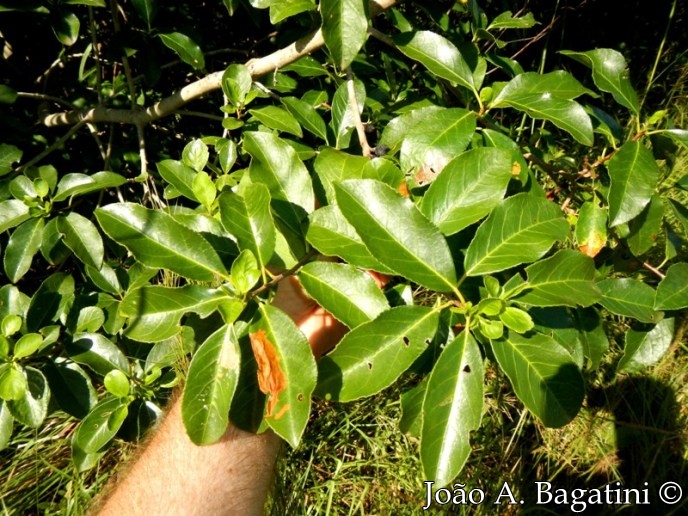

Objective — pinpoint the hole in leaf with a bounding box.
[463,365,471,373]
[402,336,410,346]
[367,362,373,370]
[297,394,304,402]
[424,338,432,345]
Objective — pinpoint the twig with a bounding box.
[247,249,319,300]
[346,67,372,158]
[88,6,104,104]
[41,0,399,128]
[13,121,87,174]
[175,110,225,122]
[642,261,666,280]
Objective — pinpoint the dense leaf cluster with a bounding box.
[1,0,687,487]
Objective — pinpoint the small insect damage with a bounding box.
[250,329,289,420]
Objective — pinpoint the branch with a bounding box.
[42,0,399,128]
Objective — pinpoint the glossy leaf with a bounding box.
[510,250,601,307]
[73,397,128,453]
[281,96,328,141]
[120,285,230,343]
[617,318,674,373]
[218,184,276,271]
[492,71,593,103]
[66,333,129,375]
[51,9,80,46]
[597,278,660,323]
[400,108,476,180]
[421,330,483,487]
[13,333,43,359]
[43,359,96,418]
[298,261,389,328]
[249,106,302,137]
[0,364,26,401]
[250,304,317,447]
[655,262,688,310]
[269,0,315,23]
[321,0,368,69]
[316,306,439,401]
[131,0,156,27]
[57,212,104,269]
[379,105,443,152]
[182,324,241,444]
[499,307,534,333]
[0,200,30,232]
[156,160,198,202]
[393,31,475,92]
[575,202,607,257]
[335,179,457,291]
[26,273,74,333]
[159,32,205,70]
[222,64,252,109]
[7,366,50,428]
[243,131,314,234]
[53,172,127,203]
[626,194,664,256]
[0,402,12,450]
[306,205,393,273]
[464,193,569,276]
[492,332,584,427]
[488,11,537,30]
[573,308,609,371]
[182,139,209,172]
[313,147,371,203]
[4,218,44,283]
[420,147,513,234]
[606,141,658,227]
[96,203,227,282]
[561,49,640,114]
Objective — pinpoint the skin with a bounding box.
[94,276,347,516]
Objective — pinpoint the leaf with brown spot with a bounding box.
[575,201,607,258]
[250,329,287,418]
[250,304,317,447]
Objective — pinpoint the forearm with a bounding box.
[95,398,281,516]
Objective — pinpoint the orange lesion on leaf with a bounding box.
[579,233,606,258]
[511,162,521,176]
[250,329,288,418]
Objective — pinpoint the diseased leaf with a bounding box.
[597,278,661,323]
[492,332,584,427]
[182,324,241,444]
[420,147,512,234]
[606,141,658,227]
[464,193,569,276]
[95,203,227,282]
[0,144,23,176]
[335,179,457,291]
[316,306,439,401]
[575,202,607,257]
[421,330,483,488]
[655,262,688,310]
[617,318,674,373]
[298,261,389,328]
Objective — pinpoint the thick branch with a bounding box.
[42,0,398,128]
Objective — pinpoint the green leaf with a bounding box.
[222,0,240,16]
[218,184,276,271]
[230,250,260,295]
[182,324,241,444]
[335,179,457,291]
[492,332,584,427]
[4,218,44,283]
[492,89,593,146]
[192,172,216,211]
[420,147,513,234]
[250,304,317,447]
[269,0,315,23]
[400,108,476,180]
[216,138,237,173]
[306,205,393,273]
[53,172,127,203]
[0,364,26,401]
[156,160,197,202]
[492,71,594,102]
[626,194,664,256]
[85,262,122,295]
[0,401,13,450]
[617,318,674,374]
[243,131,314,235]
[663,129,688,151]
[575,201,607,257]
[73,397,128,453]
[464,193,569,276]
[393,31,475,92]
[64,0,106,5]
[0,200,30,232]
[222,64,252,109]
[597,278,660,323]
[499,307,534,333]
[182,139,209,172]
[249,106,303,137]
[573,307,609,371]
[379,105,443,152]
[282,57,329,78]
[95,203,227,282]
[104,369,130,398]
[655,262,688,310]
[131,0,156,27]
[120,285,230,343]
[561,49,640,114]
[43,359,96,418]
[57,212,104,269]
[26,273,74,333]
[488,11,537,30]
[606,141,658,227]
[281,97,327,141]
[7,366,50,428]
[66,333,129,375]
[51,9,80,46]
[0,144,22,176]
[509,250,601,307]
[321,0,368,69]
[298,262,389,328]
[313,147,370,204]
[158,32,205,71]
[421,330,483,488]
[2,314,21,337]
[316,306,439,401]
[0,85,18,104]
[13,333,42,359]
